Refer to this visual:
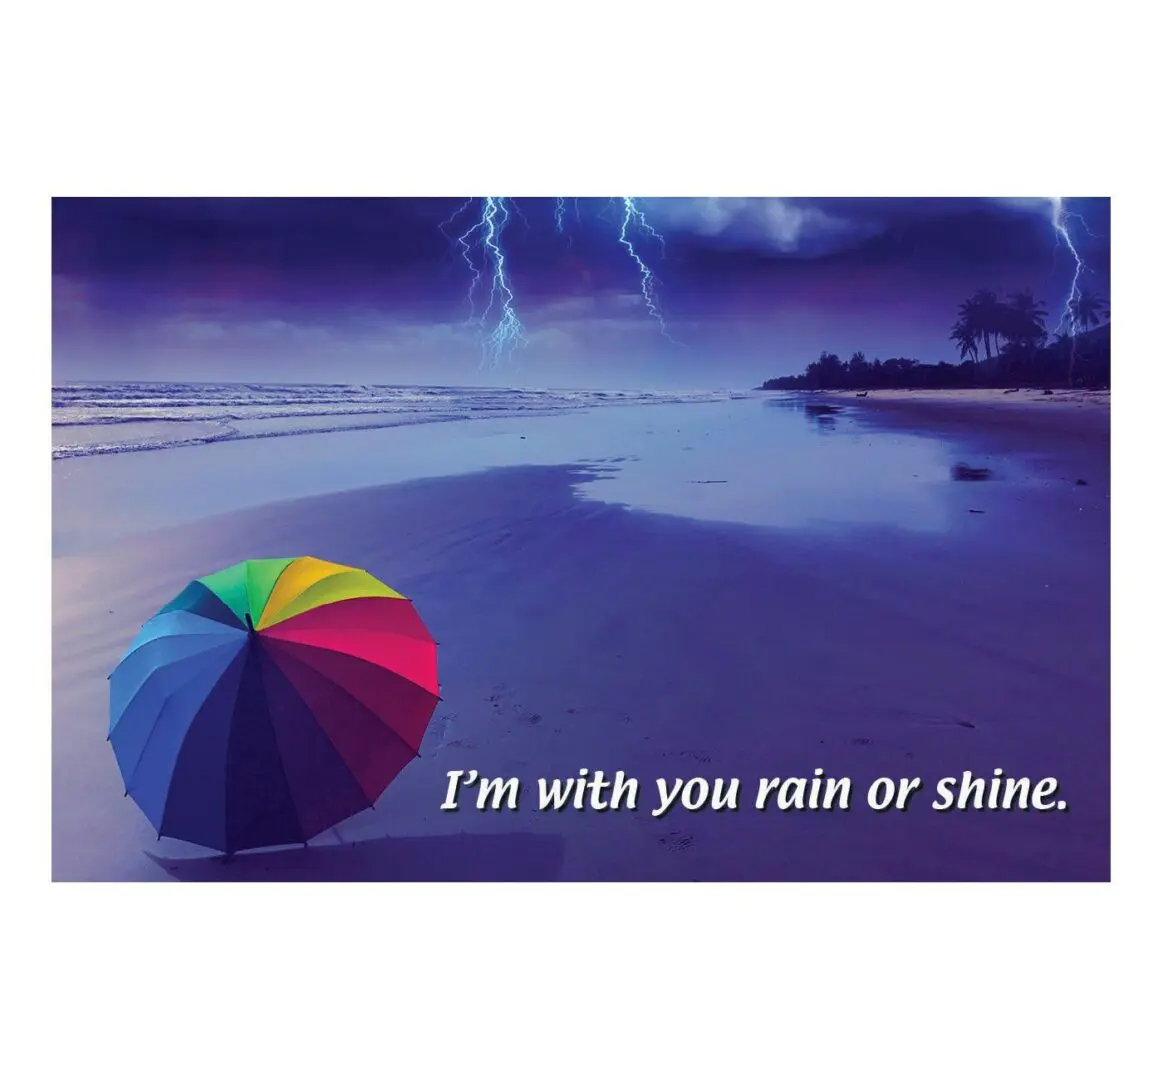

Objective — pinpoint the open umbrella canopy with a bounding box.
[109,557,439,855]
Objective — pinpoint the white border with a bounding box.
[13,1,1155,1074]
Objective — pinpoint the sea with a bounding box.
[52,382,749,460]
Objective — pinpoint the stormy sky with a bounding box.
[52,197,1111,389]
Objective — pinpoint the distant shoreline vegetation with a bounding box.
[759,289,1110,391]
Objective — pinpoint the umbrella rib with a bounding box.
[262,634,437,701]
[268,637,434,752]
[252,653,313,846]
[219,646,308,855]
[156,647,249,850]
[249,558,297,628]
[123,640,245,795]
[257,652,379,824]
[160,580,245,629]
[111,636,247,736]
[260,566,350,628]
[114,616,244,672]
[270,601,435,643]
[263,640,422,766]
[111,645,220,737]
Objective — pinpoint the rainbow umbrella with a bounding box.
[108,557,439,855]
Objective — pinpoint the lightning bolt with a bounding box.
[554,196,574,249]
[444,197,526,367]
[509,198,532,236]
[441,196,678,366]
[618,197,676,342]
[439,198,484,320]
[1049,197,1086,336]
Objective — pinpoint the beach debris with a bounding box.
[1043,389,1054,395]
[1004,388,1020,394]
[968,509,985,514]
[855,391,869,397]
[951,462,993,482]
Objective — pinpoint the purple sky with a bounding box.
[52,197,1111,389]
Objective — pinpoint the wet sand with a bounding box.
[52,395,1110,881]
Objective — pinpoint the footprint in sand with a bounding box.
[425,712,458,749]
[487,683,513,710]
[665,749,713,765]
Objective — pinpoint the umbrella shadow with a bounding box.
[147,830,567,882]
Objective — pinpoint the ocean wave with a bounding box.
[52,382,751,459]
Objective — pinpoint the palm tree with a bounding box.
[1061,290,1110,387]
[950,319,979,364]
[1004,290,1048,345]
[1068,290,1109,334]
[1000,291,1048,378]
[957,289,1006,365]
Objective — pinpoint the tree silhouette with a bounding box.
[957,289,1006,364]
[761,285,1110,392]
[847,350,871,384]
[805,351,845,389]
[950,319,979,364]
[1068,290,1109,333]
[1004,290,1048,346]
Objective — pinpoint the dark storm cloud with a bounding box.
[53,196,1109,305]
[52,197,462,313]
[51,197,1110,386]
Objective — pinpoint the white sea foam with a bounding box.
[52,381,752,459]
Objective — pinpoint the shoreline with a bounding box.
[782,388,1111,483]
[787,386,1110,435]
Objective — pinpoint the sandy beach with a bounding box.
[52,392,1110,881]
